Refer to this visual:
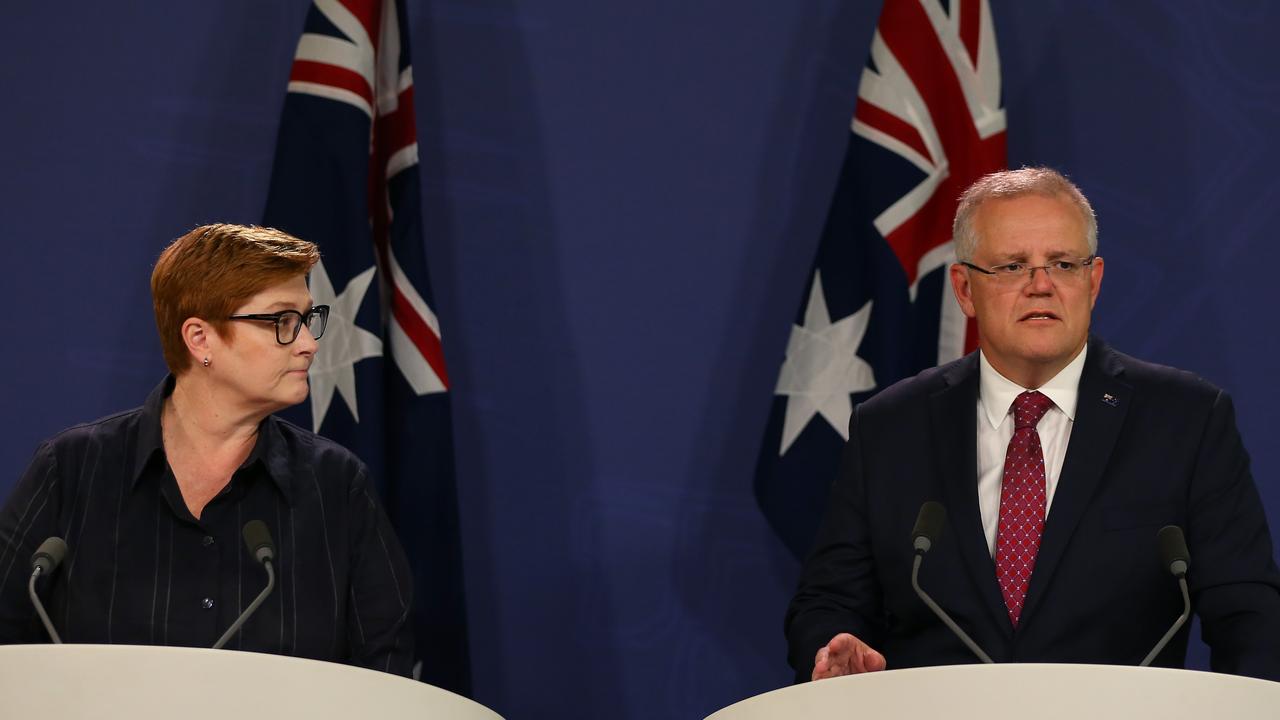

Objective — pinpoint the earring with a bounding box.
[203,357,210,368]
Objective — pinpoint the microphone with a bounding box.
[212,521,277,650]
[909,502,993,664]
[28,537,68,643]
[911,501,947,553]
[242,519,275,565]
[1140,525,1192,667]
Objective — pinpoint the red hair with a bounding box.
[151,224,319,374]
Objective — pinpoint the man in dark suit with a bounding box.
[785,167,1280,682]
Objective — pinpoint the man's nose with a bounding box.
[1025,265,1056,293]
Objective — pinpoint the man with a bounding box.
[785,167,1280,682]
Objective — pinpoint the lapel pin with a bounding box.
[1101,393,1119,407]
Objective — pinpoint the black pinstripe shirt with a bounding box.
[0,376,415,675]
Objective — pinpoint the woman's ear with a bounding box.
[181,317,213,367]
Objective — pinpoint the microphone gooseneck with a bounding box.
[212,521,278,650]
[1140,525,1192,667]
[909,503,993,664]
[28,537,68,643]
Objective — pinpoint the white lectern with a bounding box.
[0,644,502,719]
[707,664,1280,720]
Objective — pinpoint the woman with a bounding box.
[0,224,414,675]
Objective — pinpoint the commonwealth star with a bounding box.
[307,258,383,431]
[774,270,876,455]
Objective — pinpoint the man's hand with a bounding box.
[811,632,886,680]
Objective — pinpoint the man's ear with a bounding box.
[1088,255,1104,309]
[949,264,977,319]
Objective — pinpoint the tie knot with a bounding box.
[1013,391,1053,430]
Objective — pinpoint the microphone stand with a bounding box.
[28,567,62,644]
[911,553,992,664]
[212,560,276,650]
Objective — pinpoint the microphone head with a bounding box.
[31,537,68,574]
[912,501,947,554]
[242,520,276,565]
[1157,525,1190,577]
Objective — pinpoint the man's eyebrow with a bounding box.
[989,251,1028,262]
[989,249,1082,262]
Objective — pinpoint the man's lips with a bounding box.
[1019,310,1060,321]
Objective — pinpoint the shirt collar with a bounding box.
[130,375,295,503]
[130,375,173,486]
[258,416,295,503]
[978,344,1088,430]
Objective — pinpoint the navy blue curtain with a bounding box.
[3,3,1279,718]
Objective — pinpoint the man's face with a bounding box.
[949,193,1104,387]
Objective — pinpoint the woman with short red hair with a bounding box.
[0,224,415,676]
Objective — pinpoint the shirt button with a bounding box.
[201,597,214,610]
[202,536,215,547]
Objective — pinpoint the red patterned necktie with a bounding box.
[995,390,1054,628]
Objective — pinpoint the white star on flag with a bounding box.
[307,258,383,431]
[775,270,876,455]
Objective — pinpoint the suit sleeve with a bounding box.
[784,403,884,682]
[1186,390,1280,680]
[0,442,62,644]
[345,465,416,677]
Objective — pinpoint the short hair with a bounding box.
[151,224,320,374]
[952,166,1098,262]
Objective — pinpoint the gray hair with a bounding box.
[952,167,1098,262]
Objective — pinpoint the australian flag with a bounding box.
[755,0,1007,560]
[262,0,470,693]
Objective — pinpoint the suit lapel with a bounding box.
[930,355,1011,634]
[1020,338,1131,626]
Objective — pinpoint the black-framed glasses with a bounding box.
[228,305,329,345]
[960,255,1097,285]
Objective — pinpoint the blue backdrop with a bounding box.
[3,2,1279,718]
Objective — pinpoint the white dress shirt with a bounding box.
[976,345,1088,556]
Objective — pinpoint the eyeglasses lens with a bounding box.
[277,312,303,344]
[306,308,327,340]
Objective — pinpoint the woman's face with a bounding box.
[210,274,318,416]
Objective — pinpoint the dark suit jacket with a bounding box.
[785,337,1280,681]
